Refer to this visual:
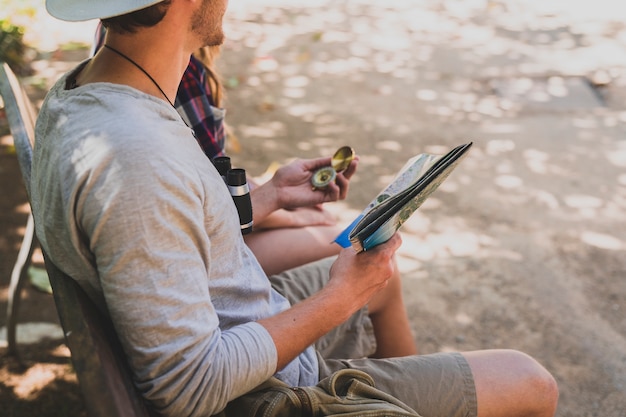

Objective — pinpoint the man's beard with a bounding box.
[191,0,225,46]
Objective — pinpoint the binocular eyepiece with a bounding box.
[213,156,253,235]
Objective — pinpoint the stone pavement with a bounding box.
[1,1,625,416]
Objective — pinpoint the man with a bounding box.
[34,1,558,416]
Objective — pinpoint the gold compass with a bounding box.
[311,146,355,189]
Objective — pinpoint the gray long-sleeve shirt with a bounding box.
[31,64,319,417]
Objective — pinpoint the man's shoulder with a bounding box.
[44,79,179,134]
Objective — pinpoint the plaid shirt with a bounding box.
[175,56,226,159]
[93,25,226,159]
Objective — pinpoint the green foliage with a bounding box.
[0,19,27,74]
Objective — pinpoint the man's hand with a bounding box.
[326,233,403,311]
[257,233,402,372]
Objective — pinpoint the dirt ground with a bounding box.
[1,1,626,416]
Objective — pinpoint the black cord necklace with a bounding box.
[104,44,175,107]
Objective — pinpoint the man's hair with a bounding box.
[101,0,172,34]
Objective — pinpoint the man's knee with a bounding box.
[517,350,559,416]
[464,349,559,417]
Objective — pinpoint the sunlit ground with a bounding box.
[219,0,626,264]
[218,4,626,415]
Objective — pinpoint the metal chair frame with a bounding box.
[0,61,38,357]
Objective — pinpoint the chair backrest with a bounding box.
[0,62,153,417]
[0,63,36,199]
[44,257,154,417]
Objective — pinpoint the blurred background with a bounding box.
[1,1,625,416]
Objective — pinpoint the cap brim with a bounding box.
[46,0,165,22]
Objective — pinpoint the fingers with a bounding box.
[329,178,348,200]
[362,233,402,273]
[378,232,402,252]
[342,158,359,180]
[329,234,402,306]
[335,158,358,198]
[332,172,351,200]
[303,156,332,172]
[283,155,357,204]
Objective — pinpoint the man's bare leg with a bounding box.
[463,349,559,417]
[367,256,418,358]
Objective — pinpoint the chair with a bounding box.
[0,62,153,417]
[0,61,38,357]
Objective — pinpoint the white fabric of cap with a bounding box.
[46,0,166,22]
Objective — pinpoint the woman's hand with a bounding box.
[250,155,358,225]
[269,156,359,210]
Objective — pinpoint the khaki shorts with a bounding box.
[269,257,478,417]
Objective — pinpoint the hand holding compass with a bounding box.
[311,146,355,190]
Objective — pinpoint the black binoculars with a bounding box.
[213,156,253,235]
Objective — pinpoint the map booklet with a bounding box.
[334,142,473,252]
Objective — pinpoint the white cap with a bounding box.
[46,0,166,22]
